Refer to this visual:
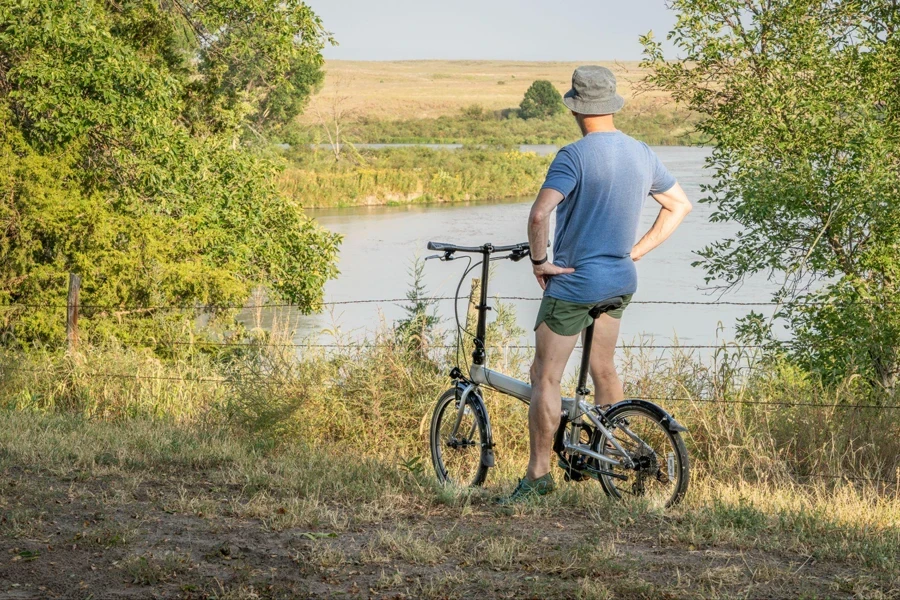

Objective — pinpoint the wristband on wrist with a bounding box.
[530,255,548,266]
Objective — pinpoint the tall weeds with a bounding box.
[2,316,897,489]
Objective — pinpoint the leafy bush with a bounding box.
[643,1,900,388]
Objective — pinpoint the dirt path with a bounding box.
[1,467,892,600]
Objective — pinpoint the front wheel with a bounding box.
[594,402,690,508]
[430,387,489,487]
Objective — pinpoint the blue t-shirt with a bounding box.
[541,131,676,304]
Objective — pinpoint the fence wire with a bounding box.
[3,295,893,311]
[168,340,764,350]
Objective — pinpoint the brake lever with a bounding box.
[425,252,456,261]
[508,248,531,262]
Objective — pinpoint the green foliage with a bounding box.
[294,105,703,147]
[182,0,332,137]
[518,80,564,120]
[641,1,900,388]
[0,0,340,347]
[278,146,553,208]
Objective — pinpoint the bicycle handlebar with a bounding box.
[426,241,530,254]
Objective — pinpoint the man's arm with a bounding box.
[631,182,692,262]
[528,188,575,290]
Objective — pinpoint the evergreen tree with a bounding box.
[518,80,564,120]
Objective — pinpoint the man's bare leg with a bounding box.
[526,323,579,480]
[588,313,624,409]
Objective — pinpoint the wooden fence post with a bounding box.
[67,273,81,352]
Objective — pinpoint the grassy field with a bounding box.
[300,60,670,122]
[1,311,898,598]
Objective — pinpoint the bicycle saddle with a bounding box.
[588,296,624,319]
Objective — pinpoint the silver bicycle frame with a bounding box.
[466,364,635,469]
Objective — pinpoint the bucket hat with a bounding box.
[563,65,625,115]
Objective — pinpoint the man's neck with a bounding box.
[578,114,617,136]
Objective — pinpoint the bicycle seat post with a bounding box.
[574,320,595,415]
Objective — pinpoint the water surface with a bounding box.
[247,146,780,354]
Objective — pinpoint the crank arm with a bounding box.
[583,465,628,481]
[557,457,627,482]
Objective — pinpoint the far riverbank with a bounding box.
[278,144,554,209]
[279,142,709,209]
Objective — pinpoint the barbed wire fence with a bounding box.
[4,296,891,310]
[3,279,899,488]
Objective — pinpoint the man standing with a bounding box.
[503,65,692,503]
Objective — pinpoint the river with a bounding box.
[245,146,781,354]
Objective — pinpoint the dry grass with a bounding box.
[1,306,899,596]
[0,408,897,597]
[302,60,671,122]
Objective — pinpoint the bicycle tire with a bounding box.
[594,401,690,507]
[430,387,489,487]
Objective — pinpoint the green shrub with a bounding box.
[518,80,565,120]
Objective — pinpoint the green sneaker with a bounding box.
[496,473,556,506]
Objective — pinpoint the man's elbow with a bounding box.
[681,200,693,216]
[529,210,549,228]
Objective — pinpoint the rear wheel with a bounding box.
[595,402,689,507]
[430,388,489,486]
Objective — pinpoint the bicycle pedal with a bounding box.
[557,459,587,482]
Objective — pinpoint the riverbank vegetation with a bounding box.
[276,96,701,209]
[287,101,703,148]
[1,304,898,596]
[277,145,553,208]
[278,71,703,210]
[294,105,702,147]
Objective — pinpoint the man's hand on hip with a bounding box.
[532,262,575,291]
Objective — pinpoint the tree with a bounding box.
[395,257,439,354]
[312,76,357,161]
[518,80,564,120]
[0,0,341,347]
[641,1,900,388]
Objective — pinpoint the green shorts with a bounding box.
[534,294,633,337]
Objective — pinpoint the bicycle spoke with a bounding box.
[434,395,484,486]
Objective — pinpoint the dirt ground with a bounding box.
[2,465,894,600]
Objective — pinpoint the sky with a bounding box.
[308,0,677,62]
